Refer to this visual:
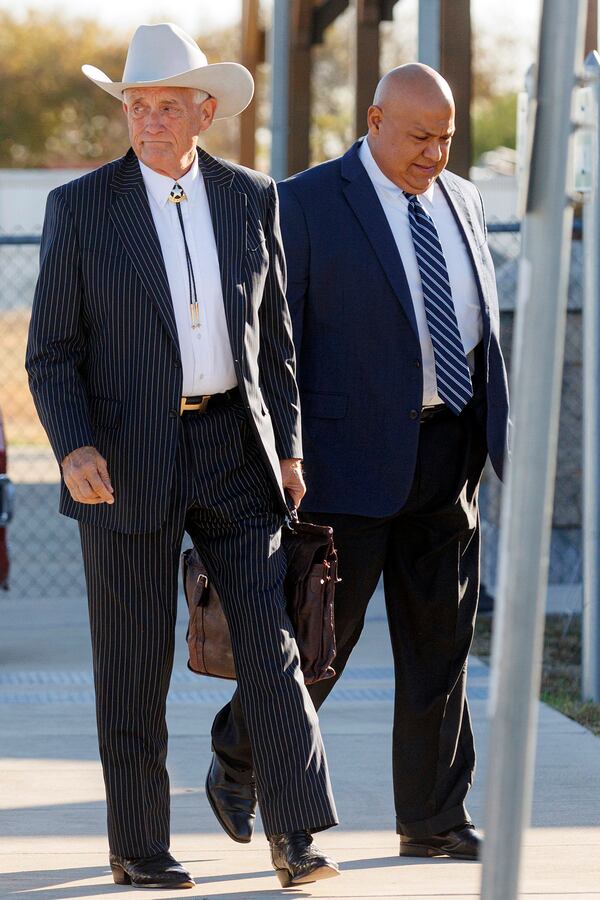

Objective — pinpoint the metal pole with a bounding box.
[582,50,600,702]
[480,3,586,899]
[418,0,440,69]
[269,0,290,181]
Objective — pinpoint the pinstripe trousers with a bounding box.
[79,395,338,857]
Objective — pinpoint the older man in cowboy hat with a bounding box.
[26,23,339,890]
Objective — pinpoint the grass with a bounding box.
[0,309,48,444]
[473,612,600,737]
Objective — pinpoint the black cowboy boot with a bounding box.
[269,830,340,887]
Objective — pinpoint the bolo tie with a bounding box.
[169,182,200,329]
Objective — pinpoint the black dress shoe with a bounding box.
[399,824,482,860]
[109,851,194,888]
[205,752,257,843]
[269,830,340,887]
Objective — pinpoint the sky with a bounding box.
[0,0,242,32]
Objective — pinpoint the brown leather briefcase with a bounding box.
[182,512,338,684]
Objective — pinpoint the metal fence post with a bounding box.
[480,2,586,899]
[418,0,440,69]
[582,50,600,702]
[269,0,290,181]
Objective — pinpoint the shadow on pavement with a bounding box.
[0,853,469,899]
[0,864,314,899]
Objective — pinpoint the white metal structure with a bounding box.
[481,2,587,898]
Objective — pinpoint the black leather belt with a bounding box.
[180,386,240,415]
[420,404,447,423]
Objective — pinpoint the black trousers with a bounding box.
[211,400,488,839]
[79,396,337,857]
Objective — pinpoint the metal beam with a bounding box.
[439,0,471,176]
[582,50,600,702]
[287,0,314,176]
[240,0,261,168]
[269,0,290,180]
[585,0,598,54]
[418,0,441,68]
[353,0,381,136]
[313,0,350,44]
[480,2,587,897]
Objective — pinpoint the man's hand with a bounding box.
[280,458,306,510]
[61,446,115,505]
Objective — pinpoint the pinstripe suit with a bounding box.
[26,147,338,856]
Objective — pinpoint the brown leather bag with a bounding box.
[182,511,338,684]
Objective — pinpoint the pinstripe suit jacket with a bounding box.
[26,147,302,533]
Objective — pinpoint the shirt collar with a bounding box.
[139,152,200,208]
[358,137,436,204]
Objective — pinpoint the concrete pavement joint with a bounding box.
[0,686,490,704]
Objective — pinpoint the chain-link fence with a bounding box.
[480,221,583,613]
[0,233,86,599]
[0,224,584,607]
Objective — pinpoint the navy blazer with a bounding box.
[279,140,510,517]
[26,148,302,532]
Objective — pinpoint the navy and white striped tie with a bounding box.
[404,192,473,415]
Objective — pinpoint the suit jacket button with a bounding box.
[414,360,421,368]
[169,409,178,418]
[410,409,419,420]
[173,360,181,368]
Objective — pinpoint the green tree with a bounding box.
[0,12,128,167]
[0,12,242,168]
[470,26,531,163]
[310,11,412,165]
[0,8,532,170]
[472,92,518,162]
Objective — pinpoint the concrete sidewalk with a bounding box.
[1,583,599,899]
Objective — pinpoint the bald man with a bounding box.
[208,65,509,861]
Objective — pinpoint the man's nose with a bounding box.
[144,110,164,131]
[423,141,443,162]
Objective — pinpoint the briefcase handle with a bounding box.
[284,491,300,525]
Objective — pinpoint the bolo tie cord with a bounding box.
[169,183,200,329]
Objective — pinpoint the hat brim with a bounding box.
[82,62,254,119]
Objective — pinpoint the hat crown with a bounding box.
[122,23,208,83]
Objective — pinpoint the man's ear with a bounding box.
[198,96,218,132]
[367,104,383,135]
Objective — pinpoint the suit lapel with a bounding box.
[438,174,490,318]
[341,141,419,337]
[108,150,179,348]
[198,147,247,361]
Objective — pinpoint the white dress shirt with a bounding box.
[358,138,483,406]
[139,155,237,396]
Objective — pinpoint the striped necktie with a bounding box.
[404,192,473,415]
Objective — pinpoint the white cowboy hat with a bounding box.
[82,22,254,119]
